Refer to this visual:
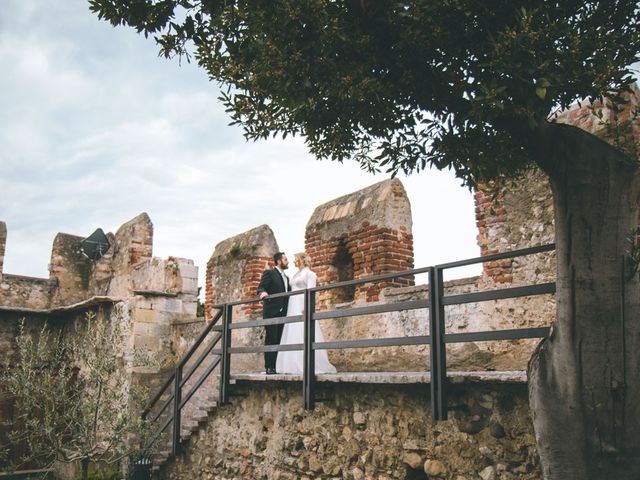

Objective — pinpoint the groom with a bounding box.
[257,252,290,374]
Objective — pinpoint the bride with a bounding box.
[276,252,337,374]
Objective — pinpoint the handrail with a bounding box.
[180,356,221,410]
[142,243,556,459]
[141,308,224,454]
[150,391,175,425]
[142,309,223,418]
[180,332,223,389]
[148,329,221,425]
[207,243,556,414]
[142,372,175,419]
[178,308,223,369]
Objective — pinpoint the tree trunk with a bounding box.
[81,457,89,480]
[529,122,640,479]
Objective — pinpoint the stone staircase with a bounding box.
[146,329,222,478]
[149,394,218,476]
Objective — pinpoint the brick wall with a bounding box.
[306,223,414,304]
[239,256,273,318]
[305,179,414,307]
[474,187,514,283]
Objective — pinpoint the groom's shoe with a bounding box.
[266,367,276,375]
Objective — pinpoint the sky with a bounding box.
[0,0,481,292]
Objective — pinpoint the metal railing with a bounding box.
[140,243,555,459]
[141,308,223,456]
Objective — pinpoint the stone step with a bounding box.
[190,409,210,423]
[144,372,223,473]
[152,450,170,462]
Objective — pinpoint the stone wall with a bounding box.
[472,168,556,361]
[0,212,201,372]
[474,85,640,283]
[49,232,94,306]
[105,213,154,298]
[162,379,540,480]
[204,225,281,373]
[129,257,200,370]
[474,169,555,285]
[306,179,414,306]
[0,274,54,311]
[0,214,198,313]
[204,224,278,322]
[0,214,203,476]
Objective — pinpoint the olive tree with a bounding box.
[2,309,148,480]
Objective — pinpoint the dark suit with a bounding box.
[257,268,290,370]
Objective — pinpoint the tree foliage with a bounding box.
[1,309,149,479]
[90,0,639,184]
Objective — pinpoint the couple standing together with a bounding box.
[257,252,337,375]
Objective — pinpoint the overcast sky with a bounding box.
[0,0,481,291]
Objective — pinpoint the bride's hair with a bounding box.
[294,252,311,267]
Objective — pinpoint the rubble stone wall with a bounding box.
[0,275,53,311]
[163,380,540,480]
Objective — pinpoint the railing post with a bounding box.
[219,304,232,405]
[429,266,448,420]
[171,364,182,456]
[303,289,316,410]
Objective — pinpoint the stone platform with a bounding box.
[231,370,527,384]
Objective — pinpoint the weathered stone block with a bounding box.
[151,297,184,314]
[178,262,198,280]
[132,333,160,351]
[181,300,198,317]
[133,308,158,324]
[180,277,198,294]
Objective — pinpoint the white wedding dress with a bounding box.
[276,267,337,374]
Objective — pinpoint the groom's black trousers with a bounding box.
[264,322,284,370]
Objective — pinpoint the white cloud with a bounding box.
[0,0,481,292]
